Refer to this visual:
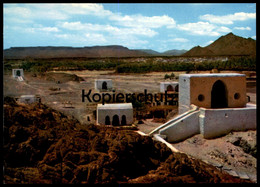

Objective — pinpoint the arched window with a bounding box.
[105,116,110,125]
[102,81,107,90]
[112,115,119,126]
[166,85,174,91]
[121,115,126,125]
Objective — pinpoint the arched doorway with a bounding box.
[211,80,227,108]
[105,116,110,125]
[112,115,120,126]
[102,81,107,90]
[16,70,21,76]
[175,85,179,92]
[121,115,126,125]
[166,85,174,91]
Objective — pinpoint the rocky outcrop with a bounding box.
[3,97,251,184]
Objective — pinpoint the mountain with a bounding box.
[136,49,161,56]
[183,46,215,57]
[4,33,255,59]
[3,45,150,59]
[183,33,256,56]
[162,49,187,56]
[206,33,256,56]
[136,49,187,56]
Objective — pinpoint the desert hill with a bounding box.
[183,33,256,56]
[3,46,188,59]
[182,46,215,57]
[137,49,187,56]
[161,49,187,56]
[3,33,255,59]
[136,49,162,56]
[206,32,256,56]
[3,45,150,59]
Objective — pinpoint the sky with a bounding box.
[3,3,256,52]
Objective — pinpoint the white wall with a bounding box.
[178,75,191,114]
[18,95,38,104]
[159,110,200,142]
[97,108,133,125]
[200,104,256,139]
[157,104,256,142]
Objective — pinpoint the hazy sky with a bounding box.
[3,3,256,52]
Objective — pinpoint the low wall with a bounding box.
[159,110,200,142]
[199,104,256,139]
[157,104,256,142]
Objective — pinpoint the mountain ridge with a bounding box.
[3,33,256,59]
[183,33,256,56]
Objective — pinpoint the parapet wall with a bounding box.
[158,104,256,142]
[200,104,256,139]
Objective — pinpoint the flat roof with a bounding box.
[95,79,112,81]
[20,95,36,98]
[97,103,133,109]
[180,73,245,78]
[160,82,178,84]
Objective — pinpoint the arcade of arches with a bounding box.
[105,115,127,126]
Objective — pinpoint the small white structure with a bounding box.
[12,69,24,78]
[17,95,41,104]
[97,103,133,126]
[160,82,178,93]
[150,73,256,142]
[95,79,113,91]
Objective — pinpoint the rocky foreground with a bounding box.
[3,97,252,184]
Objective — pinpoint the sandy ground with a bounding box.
[4,69,257,182]
[4,70,184,124]
[171,131,257,182]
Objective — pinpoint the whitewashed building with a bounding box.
[95,79,113,91]
[160,82,179,93]
[17,95,41,104]
[97,103,133,126]
[12,69,24,78]
[150,73,256,142]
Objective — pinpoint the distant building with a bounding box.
[12,69,24,79]
[97,103,133,126]
[16,95,41,104]
[160,82,179,93]
[95,79,113,92]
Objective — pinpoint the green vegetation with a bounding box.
[164,72,175,80]
[115,56,256,73]
[3,56,256,74]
